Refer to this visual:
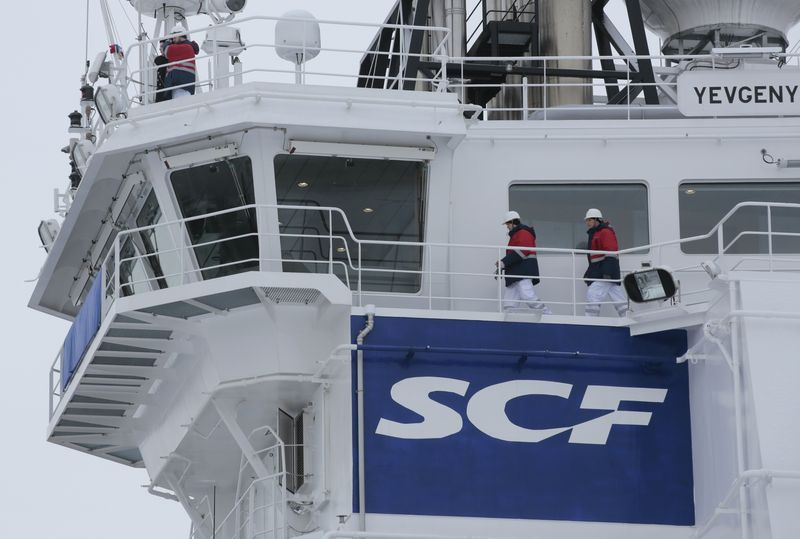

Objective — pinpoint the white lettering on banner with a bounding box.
[375,377,469,439]
[377,377,668,445]
[677,70,800,117]
[466,380,573,442]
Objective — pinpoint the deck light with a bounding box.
[623,268,677,303]
[336,247,346,253]
[68,110,83,132]
[297,181,309,188]
[94,85,128,124]
[684,189,696,195]
[362,207,374,213]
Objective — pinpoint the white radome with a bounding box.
[275,10,321,64]
[129,0,246,17]
[640,0,800,42]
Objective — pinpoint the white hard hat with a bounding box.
[584,208,603,220]
[503,210,520,224]
[170,25,187,36]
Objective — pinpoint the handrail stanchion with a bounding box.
[572,252,577,316]
[358,243,363,307]
[114,235,121,300]
[768,205,774,271]
[329,209,334,274]
[497,247,503,312]
[522,76,529,120]
[428,244,433,310]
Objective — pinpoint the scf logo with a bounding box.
[376,377,667,445]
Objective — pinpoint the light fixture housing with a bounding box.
[623,268,678,303]
[95,85,129,123]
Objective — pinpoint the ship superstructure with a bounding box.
[30,1,800,538]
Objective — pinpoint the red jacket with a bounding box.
[584,222,621,283]
[502,224,540,286]
[165,41,199,74]
[587,224,618,262]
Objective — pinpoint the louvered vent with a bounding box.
[261,287,322,305]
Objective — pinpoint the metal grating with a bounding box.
[261,287,321,306]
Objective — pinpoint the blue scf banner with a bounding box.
[352,316,694,526]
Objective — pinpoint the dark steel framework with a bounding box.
[358,0,662,106]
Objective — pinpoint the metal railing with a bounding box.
[99,201,800,313]
[87,14,800,130]
[120,15,452,105]
[192,425,288,539]
[49,201,800,416]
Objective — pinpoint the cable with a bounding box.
[84,0,90,74]
[116,0,138,36]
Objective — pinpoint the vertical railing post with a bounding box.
[179,223,185,285]
[522,76,529,120]
[497,247,503,312]
[767,205,774,271]
[358,243,363,307]
[543,58,548,120]
[247,487,255,539]
[427,244,433,310]
[572,252,577,316]
[328,209,334,274]
[114,234,121,300]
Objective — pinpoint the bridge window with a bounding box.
[170,156,257,279]
[274,154,426,293]
[509,183,650,251]
[679,181,800,254]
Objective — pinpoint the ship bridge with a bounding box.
[30,3,800,539]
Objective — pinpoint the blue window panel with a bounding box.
[61,277,103,391]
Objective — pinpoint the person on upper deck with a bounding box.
[583,208,628,317]
[164,25,199,99]
[153,40,170,102]
[497,211,551,314]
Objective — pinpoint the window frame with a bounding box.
[273,152,429,294]
[677,179,800,255]
[507,179,652,254]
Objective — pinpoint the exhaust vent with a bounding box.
[260,287,322,305]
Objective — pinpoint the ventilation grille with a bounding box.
[261,287,322,305]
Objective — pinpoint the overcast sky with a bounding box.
[2,2,799,538]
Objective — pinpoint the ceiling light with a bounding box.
[362,207,374,213]
[297,181,309,188]
[336,247,346,253]
[684,189,696,195]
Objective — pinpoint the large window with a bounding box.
[274,154,426,292]
[509,183,650,251]
[679,182,800,254]
[171,156,257,279]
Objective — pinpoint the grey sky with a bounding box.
[2,2,798,538]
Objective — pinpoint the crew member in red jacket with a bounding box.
[497,211,551,314]
[583,208,628,316]
[164,26,200,99]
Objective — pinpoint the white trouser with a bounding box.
[503,279,552,314]
[172,88,192,98]
[585,281,628,317]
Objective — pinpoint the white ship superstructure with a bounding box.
[30,1,800,538]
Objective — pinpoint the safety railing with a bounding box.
[87,13,800,130]
[97,201,800,315]
[448,52,800,121]
[49,201,800,416]
[105,13,800,123]
[120,15,452,106]
[193,425,288,539]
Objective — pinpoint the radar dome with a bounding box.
[129,0,246,17]
[640,0,800,54]
[275,10,321,64]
